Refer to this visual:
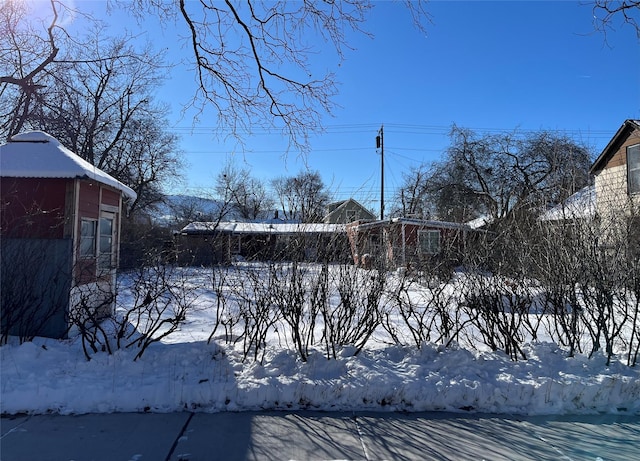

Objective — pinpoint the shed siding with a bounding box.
[1,238,73,339]
[78,181,101,218]
[0,178,68,239]
[101,187,120,207]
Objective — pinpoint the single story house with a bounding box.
[178,221,350,264]
[1,131,136,339]
[346,217,472,270]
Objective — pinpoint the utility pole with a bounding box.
[376,125,384,220]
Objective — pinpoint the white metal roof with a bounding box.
[352,217,471,231]
[0,131,137,200]
[182,221,345,235]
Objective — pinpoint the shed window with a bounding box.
[419,230,441,255]
[628,144,640,194]
[98,215,114,270]
[80,219,97,258]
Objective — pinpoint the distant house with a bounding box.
[178,221,350,264]
[1,131,137,339]
[589,120,640,248]
[346,217,471,270]
[324,199,376,224]
[590,119,640,219]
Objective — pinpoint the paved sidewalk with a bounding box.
[1,411,638,461]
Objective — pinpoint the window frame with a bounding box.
[97,213,116,271]
[79,218,97,259]
[628,144,640,195]
[419,229,441,255]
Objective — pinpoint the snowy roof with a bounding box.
[465,215,493,230]
[181,221,345,235]
[0,131,137,200]
[540,186,595,222]
[352,217,471,231]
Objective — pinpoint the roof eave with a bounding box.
[590,119,640,174]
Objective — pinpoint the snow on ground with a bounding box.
[3,334,639,416]
[1,266,639,416]
[0,339,640,415]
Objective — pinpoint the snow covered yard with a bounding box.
[2,263,639,416]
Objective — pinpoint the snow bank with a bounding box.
[2,338,638,416]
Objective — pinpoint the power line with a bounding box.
[169,122,616,137]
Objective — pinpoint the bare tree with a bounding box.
[390,164,433,218]
[110,0,430,151]
[102,116,184,214]
[424,126,593,223]
[25,38,179,213]
[1,1,183,215]
[0,0,67,137]
[215,161,274,221]
[272,170,331,222]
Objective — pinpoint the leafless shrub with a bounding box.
[574,213,639,366]
[383,266,461,349]
[460,274,530,361]
[113,265,198,360]
[67,280,116,360]
[534,222,586,357]
[321,264,385,359]
[207,264,236,344]
[230,264,281,363]
[269,261,319,362]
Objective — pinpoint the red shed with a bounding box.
[1,131,137,339]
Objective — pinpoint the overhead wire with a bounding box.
[171,121,615,202]
[170,122,614,157]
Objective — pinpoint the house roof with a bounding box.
[181,221,345,235]
[0,131,137,200]
[590,119,640,174]
[324,198,375,221]
[539,185,596,221]
[465,215,493,230]
[326,200,348,213]
[351,217,471,232]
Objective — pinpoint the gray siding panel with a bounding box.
[1,238,73,339]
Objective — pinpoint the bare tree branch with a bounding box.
[592,0,640,38]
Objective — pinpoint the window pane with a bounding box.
[98,217,114,269]
[80,219,96,257]
[629,145,640,194]
[420,230,441,254]
[100,236,112,254]
[100,217,113,237]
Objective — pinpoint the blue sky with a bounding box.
[79,1,639,210]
